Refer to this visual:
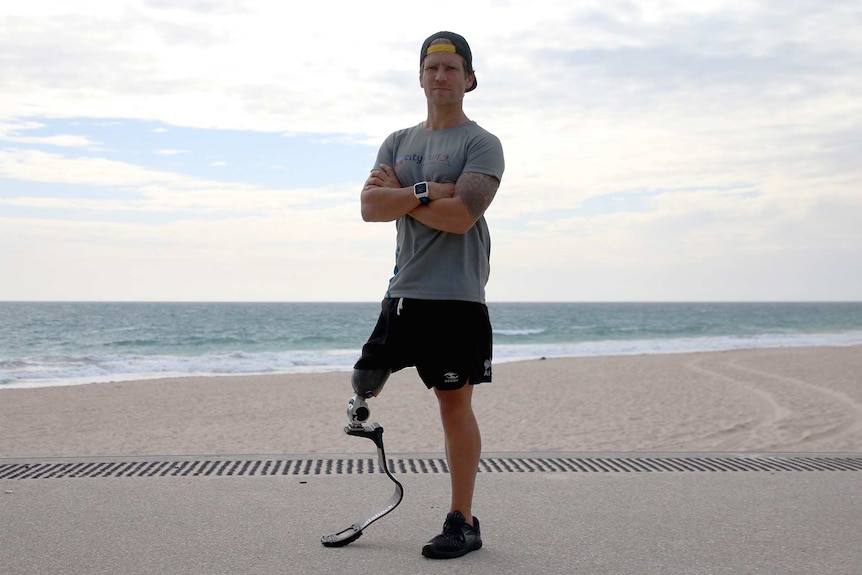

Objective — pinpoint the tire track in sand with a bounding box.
[684,350,862,451]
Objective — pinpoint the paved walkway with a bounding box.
[2,453,861,575]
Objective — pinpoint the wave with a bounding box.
[493,328,546,336]
[0,349,359,389]
[2,331,860,390]
[493,331,862,362]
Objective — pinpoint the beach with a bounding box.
[1,346,860,458]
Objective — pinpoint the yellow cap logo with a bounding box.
[426,44,457,56]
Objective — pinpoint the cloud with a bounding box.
[0,149,353,215]
[1,0,860,301]
[0,120,100,149]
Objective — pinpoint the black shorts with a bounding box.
[354,298,493,390]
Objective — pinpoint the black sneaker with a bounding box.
[421,511,482,559]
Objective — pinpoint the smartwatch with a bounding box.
[413,181,430,205]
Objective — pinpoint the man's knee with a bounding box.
[352,368,391,398]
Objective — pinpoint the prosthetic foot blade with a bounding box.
[321,422,403,548]
[321,525,363,547]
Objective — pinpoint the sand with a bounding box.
[1,346,860,458]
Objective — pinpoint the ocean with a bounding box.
[1,302,860,389]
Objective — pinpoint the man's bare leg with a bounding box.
[434,383,481,526]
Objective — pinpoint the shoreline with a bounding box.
[3,338,861,391]
[1,346,860,458]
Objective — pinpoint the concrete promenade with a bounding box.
[2,452,861,575]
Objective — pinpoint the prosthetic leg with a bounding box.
[321,369,404,547]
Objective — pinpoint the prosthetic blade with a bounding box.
[321,423,404,547]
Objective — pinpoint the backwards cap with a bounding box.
[420,31,477,92]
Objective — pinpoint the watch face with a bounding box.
[415,183,428,194]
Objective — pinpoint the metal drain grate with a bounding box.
[1,455,860,480]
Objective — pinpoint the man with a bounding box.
[351,31,504,559]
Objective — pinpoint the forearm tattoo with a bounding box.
[456,173,500,219]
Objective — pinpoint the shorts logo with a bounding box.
[444,372,460,385]
[483,359,492,377]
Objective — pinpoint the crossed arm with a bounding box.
[360,164,499,234]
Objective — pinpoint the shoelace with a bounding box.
[441,520,466,542]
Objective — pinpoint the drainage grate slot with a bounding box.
[2,455,859,480]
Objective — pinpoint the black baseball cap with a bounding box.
[420,31,477,92]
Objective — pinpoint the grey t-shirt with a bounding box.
[374,121,505,303]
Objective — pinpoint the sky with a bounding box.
[1,0,860,302]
